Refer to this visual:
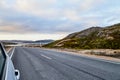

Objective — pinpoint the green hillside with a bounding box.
[44,23,120,49]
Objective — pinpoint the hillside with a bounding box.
[44,23,120,49]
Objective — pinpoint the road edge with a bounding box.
[42,48,120,64]
[10,47,15,59]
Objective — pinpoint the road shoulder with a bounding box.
[42,48,120,63]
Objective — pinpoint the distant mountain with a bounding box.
[1,40,34,43]
[44,23,120,49]
[35,40,54,44]
[1,39,54,44]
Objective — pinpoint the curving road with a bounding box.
[12,47,120,80]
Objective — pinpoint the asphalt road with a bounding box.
[12,47,120,80]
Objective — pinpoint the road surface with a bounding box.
[12,47,120,80]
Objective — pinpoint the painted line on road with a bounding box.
[7,48,12,54]
[41,54,52,60]
[47,49,120,65]
[10,47,15,59]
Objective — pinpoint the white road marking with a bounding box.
[7,48,12,54]
[44,49,120,65]
[10,47,15,59]
[41,54,52,60]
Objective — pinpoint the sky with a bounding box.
[0,0,120,40]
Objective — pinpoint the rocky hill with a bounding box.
[65,27,103,39]
[44,23,120,49]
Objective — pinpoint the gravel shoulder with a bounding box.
[43,48,120,63]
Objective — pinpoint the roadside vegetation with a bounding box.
[43,23,120,58]
[44,23,120,49]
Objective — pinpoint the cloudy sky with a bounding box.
[0,0,120,40]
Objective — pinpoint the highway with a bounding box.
[12,47,120,80]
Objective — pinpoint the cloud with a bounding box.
[0,33,67,40]
[0,0,106,27]
[0,0,120,40]
[0,20,37,33]
[4,0,105,21]
[62,9,80,22]
[79,0,104,11]
[0,0,7,8]
[12,0,59,19]
[0,26,20,32]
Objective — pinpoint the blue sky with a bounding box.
[0,0,120,40]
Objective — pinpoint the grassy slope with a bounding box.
[44,23,120,49]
